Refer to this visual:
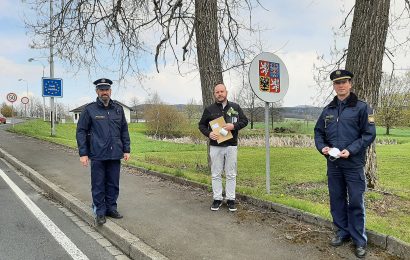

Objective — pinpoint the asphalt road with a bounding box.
[0,158,122,260]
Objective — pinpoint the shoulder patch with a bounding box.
[368,114,375,124]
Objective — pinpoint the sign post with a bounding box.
[7,92,18,127]
[42,77,63,136]
[21,97,29,118]
[248,52,289,194]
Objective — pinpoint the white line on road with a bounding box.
[0,168,89,260]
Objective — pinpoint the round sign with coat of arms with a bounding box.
[248,52,289,103]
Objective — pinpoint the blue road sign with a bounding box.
[42,77,63,97]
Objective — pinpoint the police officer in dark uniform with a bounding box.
[76,78,131,225]
[314,69,376,258]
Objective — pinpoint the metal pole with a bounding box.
[25,81,28,118]
[28,58,47,121]
[265,101,270,194]
[50,0,55,136]
[42,66,46,121]
[11,103,14,128]
[18,79,28,118]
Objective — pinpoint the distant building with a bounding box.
[70,101,133,123]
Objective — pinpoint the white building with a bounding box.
[70,101,133,124]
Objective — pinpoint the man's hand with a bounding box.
[321,147,330,155]
[123,153,130,161]
[209,131,219,140]
[223,123,235,131]
[80,156,89,167]
[339,149,350,158]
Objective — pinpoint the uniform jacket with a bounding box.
[76,98,131,160]
[198,101,248,146]
[314,93,376,168]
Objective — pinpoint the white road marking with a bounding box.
[0,168,89,260]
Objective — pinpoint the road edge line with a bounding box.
[0,147,168,260]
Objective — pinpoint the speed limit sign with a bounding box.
[7,92,17,103]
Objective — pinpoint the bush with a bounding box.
[144,104,188,138]
[288,122,303,133]
[1,103,13,117]
[273,127,294,133]
[182,125,208,144]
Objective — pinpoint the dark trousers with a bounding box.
[327,162,367,247]
[91,160,121,216]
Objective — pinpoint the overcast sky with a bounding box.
[2,0,407,110]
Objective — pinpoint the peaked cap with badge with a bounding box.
[93,78,113,90]
[330,69,354,82]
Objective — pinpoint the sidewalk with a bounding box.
[0,127,398,259]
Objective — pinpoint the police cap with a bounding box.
[330,69,353,82]
[93,78,113,89]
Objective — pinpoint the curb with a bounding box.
[0,147,168,260]
[132,165,410,260]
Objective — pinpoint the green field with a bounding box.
[8,120,410,243]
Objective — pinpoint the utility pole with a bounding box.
[50,0,55,136]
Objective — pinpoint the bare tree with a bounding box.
[344,0,390,188]
[378,72,410,134]
[25,0,268,169]
[184,98,201,122]
[314,1,410,102]
[270,101,282,128]
[28,96,44,118]
[130,96,140,123]
[54,102,67,121]
[25,0,263,107]
[237,83,263,129]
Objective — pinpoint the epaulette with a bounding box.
[84,101,95,107]
[112,100,125,109]
[79,102,95,112]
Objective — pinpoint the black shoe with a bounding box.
[355,246,366,258]
[210,200,223,211]
[106,210,123,219]
[330,236,350,247]
[227,200,237,212]
[95,215,106,225]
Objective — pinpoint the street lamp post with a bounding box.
[50,0,56,136]
[18,78,29,118]
[28,58,47,121]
